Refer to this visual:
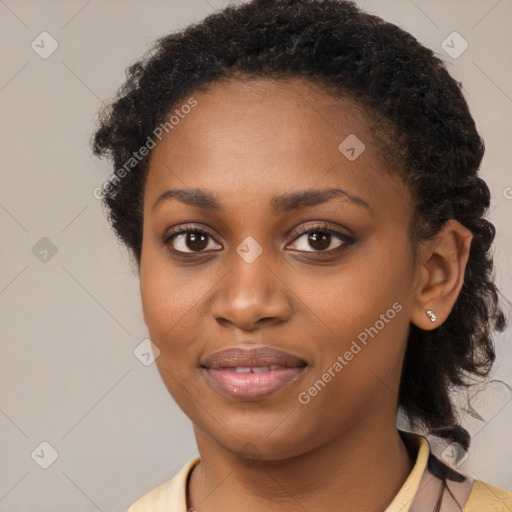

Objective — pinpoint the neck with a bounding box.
[187,422,415,512]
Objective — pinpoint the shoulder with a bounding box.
[463,479,512,512]
[126,457,201,512]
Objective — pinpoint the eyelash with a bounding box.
[161,223,355,257]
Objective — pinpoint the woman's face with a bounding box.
[140,77,419,459]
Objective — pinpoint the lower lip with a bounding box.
[203,367,306,401]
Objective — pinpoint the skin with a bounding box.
[139,77,473,512]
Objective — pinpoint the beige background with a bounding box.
[0,0,511,510]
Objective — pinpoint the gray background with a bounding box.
[0,0,511,510]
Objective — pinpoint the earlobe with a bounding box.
[410,219,473,330]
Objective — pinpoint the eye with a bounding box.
[287,224,354,253]
[162,222,354,256]
[163,225,222,254]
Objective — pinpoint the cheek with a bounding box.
[302,237,410,332]
[139,251,207,407]
[139,246,199,353]
[296,235,412,383]
[293,275,409,436]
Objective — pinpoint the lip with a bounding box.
[202,346,307,369]
[201,346,307,401]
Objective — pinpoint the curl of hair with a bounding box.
[91,0,508,452]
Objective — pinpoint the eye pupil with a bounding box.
[187,232,208,251]
[309,231,330,251]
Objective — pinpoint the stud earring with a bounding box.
[426,309,437,322]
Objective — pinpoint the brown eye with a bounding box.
[307,231,332,251]
[184,232,209,251]
[165,228,222,254]
[288,226,352,253]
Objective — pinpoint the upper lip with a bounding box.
[201,346,307,369]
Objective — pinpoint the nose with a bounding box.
[210,251,292,331]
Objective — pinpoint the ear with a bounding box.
[410,219,473,330]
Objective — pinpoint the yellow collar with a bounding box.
[384,435,430,511]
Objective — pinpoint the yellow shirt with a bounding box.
[127,436,512,511]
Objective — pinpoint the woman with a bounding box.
[91,0,512,510]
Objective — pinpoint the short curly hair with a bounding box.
[91,0,507,453]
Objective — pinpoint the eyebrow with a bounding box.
[152,187,372,214]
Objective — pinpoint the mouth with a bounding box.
[200,346,308,401]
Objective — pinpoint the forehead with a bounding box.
[146,77,382,170]
[143,76,411,219]
[175,76,375,145]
